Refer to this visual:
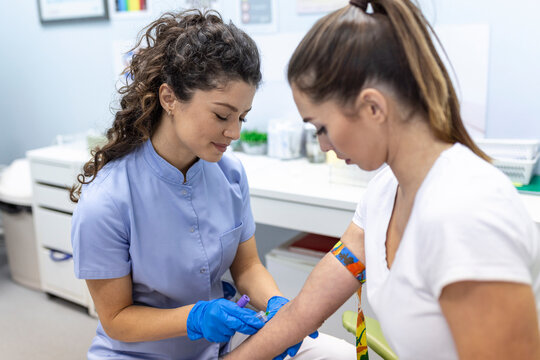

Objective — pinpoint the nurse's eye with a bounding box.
[215,113,228,121]
[316,126,327,135]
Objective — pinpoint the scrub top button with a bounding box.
[181,189,187,195]
[190,227,195,233]
[200,268,207,273]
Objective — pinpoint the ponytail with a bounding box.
[373,0,489,160]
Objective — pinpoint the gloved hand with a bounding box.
[187,298,265,343]
[265,296,319,360]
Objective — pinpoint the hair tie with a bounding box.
[349,0,369,11]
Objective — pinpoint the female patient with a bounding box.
[226,0,540,359]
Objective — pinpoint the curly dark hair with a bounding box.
[70,9,262,202]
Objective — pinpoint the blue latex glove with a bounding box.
[266,296,319,359]
[187,298,265,343]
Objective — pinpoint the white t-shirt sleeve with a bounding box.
[421,193,534,299]
[354,166,395,230]
[352,199,366,229]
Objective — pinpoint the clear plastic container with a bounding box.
[304,123,325,163]
[474,138,539,185]
[326,151,383,187]
[492,155,539,185]
[475,138,540,160]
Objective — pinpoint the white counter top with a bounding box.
[233,152,366,211]
[26,142,89,166]
[25,144,540,227]
[234,152,540,225]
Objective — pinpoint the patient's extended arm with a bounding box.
[225,222,365,359]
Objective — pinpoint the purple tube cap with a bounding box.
[236,294,250,308]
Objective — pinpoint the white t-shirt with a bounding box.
[353,143,540,360]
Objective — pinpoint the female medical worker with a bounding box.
[70,9,352,360]
[226,0,540,359]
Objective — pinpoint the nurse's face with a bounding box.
[170,80,256,163]
[291,84,388,171]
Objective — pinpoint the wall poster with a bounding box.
[37,0,108,23]
[296,0,347,14]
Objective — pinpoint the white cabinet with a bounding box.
[25,145,540,324]
[39,248,87,305]
[27,145,96,316]
[34,207,73,253]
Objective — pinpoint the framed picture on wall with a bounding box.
[109,0,152,20]
[237,0,278,34]
[37,0,108,23]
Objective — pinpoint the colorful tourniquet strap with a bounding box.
[331,241,368,360]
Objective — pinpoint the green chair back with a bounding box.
[342,311,399,360]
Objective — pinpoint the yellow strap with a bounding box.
[330,241,368,359]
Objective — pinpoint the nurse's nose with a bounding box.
[223,119,241,140]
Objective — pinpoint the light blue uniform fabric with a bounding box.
[71,139,256,360]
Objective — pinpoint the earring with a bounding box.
[167,110,172,116]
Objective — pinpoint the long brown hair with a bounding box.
[70,9,261,202]
[287,0,489,161]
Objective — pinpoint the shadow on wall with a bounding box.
[0,233,7,267]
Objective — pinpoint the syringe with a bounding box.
[255,310,268,322]
[236,294,268,322]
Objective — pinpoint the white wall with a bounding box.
[1,0,539,172]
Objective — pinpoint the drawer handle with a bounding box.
[49,249,72,262]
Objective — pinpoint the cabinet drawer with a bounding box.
[30,161,80,188]
[34,207,72,253]
[34,183,75,213]
[40,248,86,306]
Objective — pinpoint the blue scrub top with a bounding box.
[71,139,256,360]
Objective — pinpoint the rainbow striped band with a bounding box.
[331,241,366,283]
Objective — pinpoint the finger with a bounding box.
[267,296,289,310]
[209,333,232,343]
[236,323,262,335]
[272,351,287,360]
[266,309,278,321]
[222,312,264,334]
[222,304,266,329]
[219,313,248,331]
[308,330,319,339]
[207,327,234,343]
[287,343,301,357]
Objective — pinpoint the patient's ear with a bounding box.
[354,88,388,125]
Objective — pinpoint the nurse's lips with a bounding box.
[213,142,228,152]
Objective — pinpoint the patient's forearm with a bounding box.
[225,253,360,359]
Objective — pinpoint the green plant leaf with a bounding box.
[240,130,267,144]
